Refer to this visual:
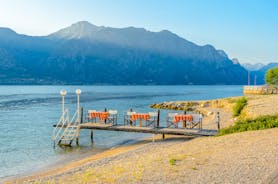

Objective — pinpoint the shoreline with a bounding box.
[6,94,278,183]
[9,128,278,184]
[4,138,154,183]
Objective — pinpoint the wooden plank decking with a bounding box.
[79,122,217,136]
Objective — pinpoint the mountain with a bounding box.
[0,21,248,85]
[242,63,265,71]
[248,63,278,85]
[48,21,217,59]
[217,50,229,58]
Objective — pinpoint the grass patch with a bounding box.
[227,97,237,103]
[233,97,247,117]
[191,167,198,170]
[169,158,177,165]
[218,115,278,136]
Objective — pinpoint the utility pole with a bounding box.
[248,70,250,85]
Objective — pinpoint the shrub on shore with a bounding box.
[169,158,177,165]
[233,97,247,117]
[265,67,278,85]
[218,115,278,136]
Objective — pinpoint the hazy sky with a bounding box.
[0,0,277,64]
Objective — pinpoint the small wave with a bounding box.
[0,91,189,110]
[0,97,59,110]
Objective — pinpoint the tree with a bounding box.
[265,67,278,85]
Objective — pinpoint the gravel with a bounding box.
[29,128,278,184]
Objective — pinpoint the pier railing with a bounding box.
[55,109,82,146]
[52,109,70,144]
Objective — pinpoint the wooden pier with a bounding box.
[54,122,217,146]
[80,122,217,136]
[53,108,219,146]
[52,91,219,146]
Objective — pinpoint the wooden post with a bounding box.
[162,133,165,140]
[80,107,84,124]
[217,112,220,130]
[104,108,107,124]
[183,110,186,128]
[129,108,133,126]
[91,130,94,144]
[200,113,203,130]
[156,110,160,128]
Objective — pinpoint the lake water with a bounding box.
[0,85,243,180]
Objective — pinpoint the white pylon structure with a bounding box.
[60,89,67,121]
[76,89,82,123]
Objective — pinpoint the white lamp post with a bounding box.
[60,90,67,123]
[76,89,82,123]
[60,90,67,115]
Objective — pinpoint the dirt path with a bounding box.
[244,95,278,118]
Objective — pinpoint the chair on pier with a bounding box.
[166,113,178,128]
[187,113,203,129]
[146,112,158,127]
[88,110,97,122]
[124,111,136,126]
[107,110,118,125]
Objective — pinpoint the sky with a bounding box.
[0,0,277,64]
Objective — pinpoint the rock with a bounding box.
[207,112,213,116]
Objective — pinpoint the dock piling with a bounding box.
[157,110,160,128]
[80,107,84,124]
[183,110,187,128]
[91,130,94,144]
[217,112,220,130]
[104,108,107,124]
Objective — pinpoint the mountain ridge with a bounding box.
[0,21,248,85]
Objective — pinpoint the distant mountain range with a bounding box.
[0,21,251,84]
[242,63,278,85]
[242,63,265,71]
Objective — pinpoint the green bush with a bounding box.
[265,67,278,85]
[218,115,278,136]
[169,158,177,165]
[233,97,247,117]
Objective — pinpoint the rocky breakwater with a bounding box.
[150,97,242,128]
[150,97,238,113]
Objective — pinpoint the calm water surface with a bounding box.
[0,85,243,180]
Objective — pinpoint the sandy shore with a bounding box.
[9,128,278,184]
[4,140,151,184]
[243,95,278,118]
[6,94,278,184]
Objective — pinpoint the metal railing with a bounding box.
[56,109,80,145]
[52,109,70,144]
